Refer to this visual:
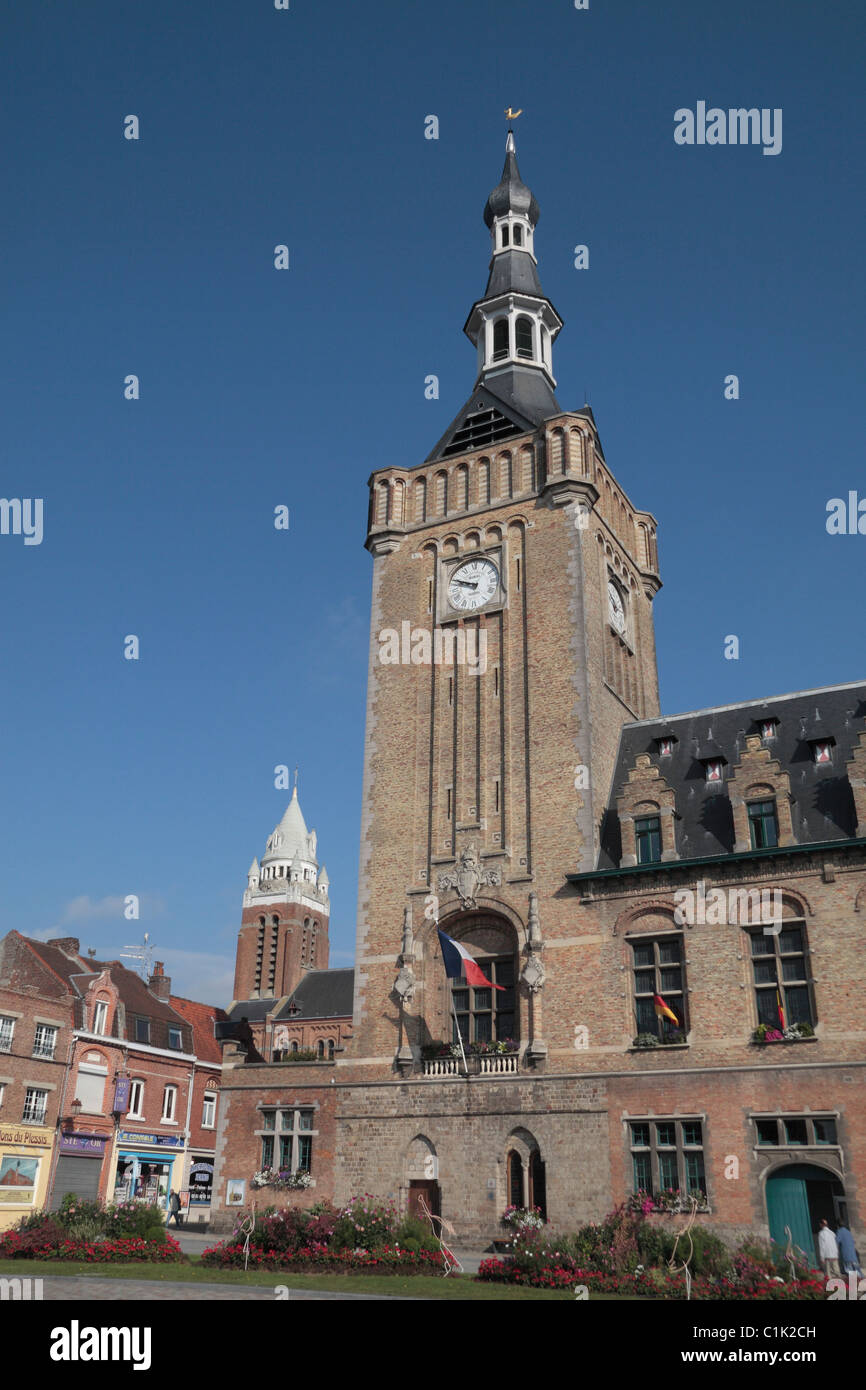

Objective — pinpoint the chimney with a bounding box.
[148,961,171,1001]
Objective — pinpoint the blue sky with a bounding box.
[1,0,863,1001]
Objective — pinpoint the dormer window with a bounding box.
[760,719,778,741]
[515,316,533,359]
[748,799,779,850]
[812,740,833,765]
[657,737,676,757]
[635,816,662,865]
[698,739,727,784]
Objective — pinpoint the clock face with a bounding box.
[448,558,499,611]
[608,581,626,634]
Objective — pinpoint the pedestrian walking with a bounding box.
[168,1188,183,1228]
[835,1223,862,1277]
[817,1218,840,1276]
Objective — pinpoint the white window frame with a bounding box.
[201,1091,216,1129]
[161,1084,178,1123]
[22,1086,48,1124]
[128,1079,145,1119]
[0,1016,15,1052]
[33,1023,57,1060]
[74,1064,108,1115]
[0,1082,5,1112]
[93,1001,108,1035]
[168,1028,182,1050]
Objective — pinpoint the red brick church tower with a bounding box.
[232,783,331,1003]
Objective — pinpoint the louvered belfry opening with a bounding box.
[441,406,523,458]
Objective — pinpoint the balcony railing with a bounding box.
[478,1053,519,1075]
[422,1053,520,1077]
[32,1044,56,1060]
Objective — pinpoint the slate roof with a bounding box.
[226,996,278,1023]
[483,247,544,299]
[273,968,355,1021]
[596,681,866,871]
[424,375,561,464]
[483,136,540,229]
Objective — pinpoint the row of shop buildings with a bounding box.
[0,931,227,1230]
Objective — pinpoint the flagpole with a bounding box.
[450,990,469,1077]
[438,915,469,1076]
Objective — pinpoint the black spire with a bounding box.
[425,131,562,462]
[483,131,541,229]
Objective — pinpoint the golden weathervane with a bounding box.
[504,107,523,122]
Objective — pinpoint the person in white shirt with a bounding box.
[817,1218,840,1276]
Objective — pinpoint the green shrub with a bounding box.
[396,1216,440,1253]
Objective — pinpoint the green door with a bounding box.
[766,1172,817,1269]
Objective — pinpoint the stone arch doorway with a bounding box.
[765,1163,846,1269]
[505,1128,547,1220]
[405,1134,440,1221]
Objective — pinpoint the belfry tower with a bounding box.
[232,786,331,1002]
[346,128,662,1074]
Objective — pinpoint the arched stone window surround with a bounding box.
[728,735,795,852]
[616,755,678,866]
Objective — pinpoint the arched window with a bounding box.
[513,224,523,246]
[501,224,510,247]
[507,1150,524,1208]
[479,458,491,505]
[515,316,533,359]
[316,1040,325,1059]
[529,1151,547,1220]
[327,1039,335,1060]
[291,1040,299,1055]
[492,319,509,361]
[449,916,517,1045]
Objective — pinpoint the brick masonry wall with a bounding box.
[210,1060,337,1232]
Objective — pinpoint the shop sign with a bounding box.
[0,1126,51,1147]
[117,1130,185,1149]
[59,1132,107,1156]
[188,1160,214,1204]
[113,1078,131,1114]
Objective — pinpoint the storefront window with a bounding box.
[114,1154,174,1206]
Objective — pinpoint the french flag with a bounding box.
[437,929,504,990]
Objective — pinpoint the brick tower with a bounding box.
[232,783,331,1003]
[346,129,662,1073]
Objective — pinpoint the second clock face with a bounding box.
[448,558,499,611]
[608,580,626,634]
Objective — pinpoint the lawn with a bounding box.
[0,1256,625,1300]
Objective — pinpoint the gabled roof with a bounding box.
[596,681,866,870]
[169,995,229,1065]
[424,380,555,464]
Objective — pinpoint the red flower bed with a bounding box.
[476,1258,825,1300]
[201,1240,444,1274]
[0,1229,183,1263]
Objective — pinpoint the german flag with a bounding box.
[654,994,679,1025]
